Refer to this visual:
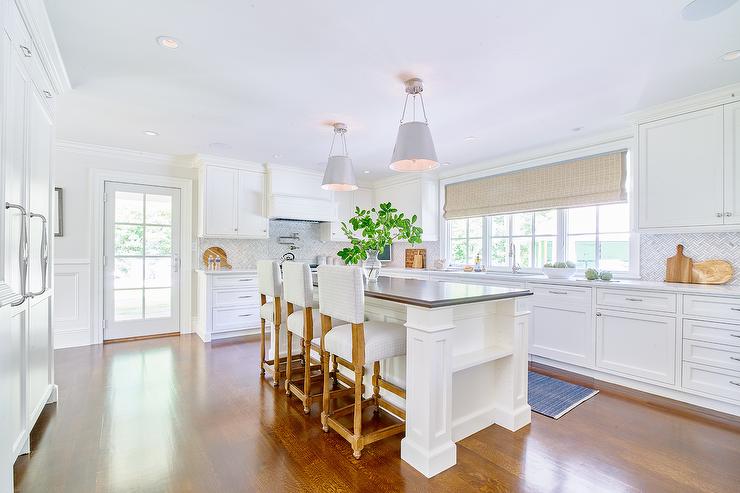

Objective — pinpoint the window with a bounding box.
[448,217,483,265]
[447,204,632,272]
[566,203,630,271]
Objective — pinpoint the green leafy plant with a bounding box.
[337,202,423,265]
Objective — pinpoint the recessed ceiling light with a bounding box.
[441,162,450,166]
[156,36,180,49]
[682,0,738,21]
[143,130,159,136]
[363,170,371,174]
[721,49,740,61]
[464,136,478,142]
[572,126,583,132]
[272,153,281,159]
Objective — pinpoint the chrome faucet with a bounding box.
[279,252,295,267]
[510,242,521,273]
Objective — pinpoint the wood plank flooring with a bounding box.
[14,334,740,493]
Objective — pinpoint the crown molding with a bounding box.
[370,169,439,190]
[266,162,325,177]
[56,140,192,167]
[626,82,740,124]
[17,0,71,94]
[437,127,634,185]
[191,153,266,172]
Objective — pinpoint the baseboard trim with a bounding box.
[104,332,180,344]
[54,327,91,349]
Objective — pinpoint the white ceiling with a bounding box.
[46,0,740,179]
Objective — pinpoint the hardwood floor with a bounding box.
[14,334,740,493]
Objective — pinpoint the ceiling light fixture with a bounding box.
[441,162,450,166]
[572,126,583,132]
[464,136,478,142]
[390,78,439,172]
[143,130,159,136]
[363,170,371,174]
[321,123,358,191]
[272,153,281,159]
[681,0,738,20]
[156,36,180,49]
[209,142,231,150]
[721,49,740,61]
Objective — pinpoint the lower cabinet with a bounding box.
[595,309,677,385]
[528,285,594,368]
[196,271,261,342]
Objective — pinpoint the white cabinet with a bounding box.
[638,106,724,229]
[196,271,261,342]
[724,100,740,225]
[267,165,335,222]
[638,101,740,231]
[198,161,268,239]
[374,177,438,241]
[1,1,61,483]
[321,187,373,242]
[595,309,676,385]
[528,285,594,368]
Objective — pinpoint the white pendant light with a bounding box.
[321,122,358,191]
[390,78,439,172]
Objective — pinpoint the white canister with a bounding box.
[317,255,327,265]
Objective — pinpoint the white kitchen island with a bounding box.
[346,277,533,478]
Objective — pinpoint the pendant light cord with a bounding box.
[328,126,349,157]
[399,93,429,124]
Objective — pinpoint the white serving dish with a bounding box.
[542,267,576,279]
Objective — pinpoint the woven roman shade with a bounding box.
[444,151,627,219]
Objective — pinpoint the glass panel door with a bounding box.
[104,182,180,340]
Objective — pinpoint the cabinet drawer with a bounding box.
[682,340,740,372]
[682,362,740,402]
[530,284,591,306]
[596,288,676,313]
[683,319,740,347]
[212,289,259,308]
[683,295,740,322]
[213,275,257,289]
[213,306,260,332]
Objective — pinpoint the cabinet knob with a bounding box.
[596,312,602,316]
[726,212,733,217]
[716,212,723,218]
[20,45,31,57]
[43,90,52,99]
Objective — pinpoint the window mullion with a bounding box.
[595,206,600,270]
[558,209,566,263]
[482,216,490,268]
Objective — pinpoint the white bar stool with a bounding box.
[257,260,287,387]
[282,261,343,413]
[318,265,407,459]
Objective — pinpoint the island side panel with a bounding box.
[400,305,457,478]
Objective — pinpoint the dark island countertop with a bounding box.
[315,276,532,309]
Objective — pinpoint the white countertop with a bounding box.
[195,269,256,275]
[381,268,740,296]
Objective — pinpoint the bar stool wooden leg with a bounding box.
[285,303,294,395]
[332,354,338,388]
[321,314,332,432]
[302,308,313,413]
[259,294,267,375]
[372,361,381,416]
[272,296,282,388]
[351,323,365,459]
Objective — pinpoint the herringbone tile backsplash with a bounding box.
[640,233,740,285]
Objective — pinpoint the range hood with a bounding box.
[269,194,336,222]
[267,165,338,223]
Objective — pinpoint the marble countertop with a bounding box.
[381,268,740,296]
[195,269,256,275]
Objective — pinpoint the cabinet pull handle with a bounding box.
[20,45,31,57]
[548,290,568,295]
[28,212,49,297]
[239,278,252,281]
[625,297,643,302]
[238,314,252,317]
[732,334,740,338]
[5,202,29,306]
[238,295,251,299]
[731,356,740,362]
[730,381,740,387]
[731,308,740,312]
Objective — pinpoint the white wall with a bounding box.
[53,142,196,348]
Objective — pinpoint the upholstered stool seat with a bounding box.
[324,322,406,365]
[260,300,287,322]
[287,308,342,336]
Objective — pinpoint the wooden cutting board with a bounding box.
[665,244,693,283]
[405,248,426,269]
[203,246,232,269]
[692,260,733,284]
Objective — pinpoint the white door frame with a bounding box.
[90,169,192,344]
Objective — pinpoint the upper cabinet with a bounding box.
[638,101,739,231]
[374,177,439,241]
[197,158,268,239]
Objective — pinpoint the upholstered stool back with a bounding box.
[317,265,364,324]
[282,262,313,309]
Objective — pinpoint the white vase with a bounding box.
[363,249,382,282]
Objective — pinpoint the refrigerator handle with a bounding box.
[29,212,48,297]
[5,202,29,306]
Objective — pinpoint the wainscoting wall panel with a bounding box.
[53,259,91,348]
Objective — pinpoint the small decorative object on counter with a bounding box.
[463,265,474,272]
[599,270,613,281]
[215,256,221,270]
[338,202,423,282]
[542,261,576,279]
[202,246,232,269]
[585,268,599,280]
[435,258,446,270]
[208,256,215,270]
[405,248,427,268]
[474,253,482,272]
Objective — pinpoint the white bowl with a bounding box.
[542,267,576,279]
